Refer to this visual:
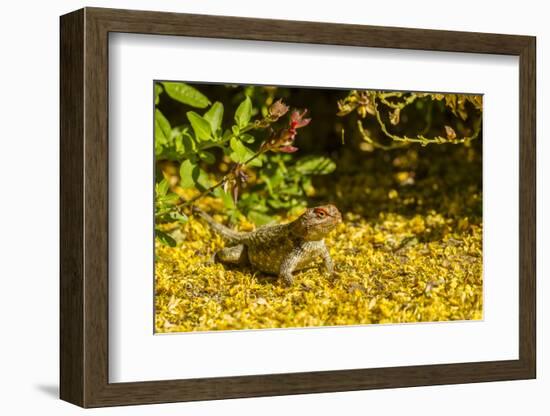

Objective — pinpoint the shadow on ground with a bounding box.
[35,384,58,399]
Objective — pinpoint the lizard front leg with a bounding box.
[279,245,305,285]
[320,243,334,277]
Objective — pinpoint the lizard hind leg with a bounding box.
[214,244,249,266]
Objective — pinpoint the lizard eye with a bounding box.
[314,208,326,218]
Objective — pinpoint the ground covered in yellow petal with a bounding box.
[155,146,483,333]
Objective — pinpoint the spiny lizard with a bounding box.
[193,205,342,284]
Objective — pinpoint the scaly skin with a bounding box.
[193,205,342,284]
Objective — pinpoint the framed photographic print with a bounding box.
[60,7,536,408]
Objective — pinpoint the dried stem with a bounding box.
[371,96,480,146]
[175,148,267,211]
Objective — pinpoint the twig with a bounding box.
[174,148,267,211]
[372,96,480,146]
[357,121,408,150]
[378,92,419,110]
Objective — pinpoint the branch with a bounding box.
[357,121,408,150]
[372,96,481,146]
[378,92,419,110]
[174,148,267,212]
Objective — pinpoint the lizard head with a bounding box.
[292,204,342,241]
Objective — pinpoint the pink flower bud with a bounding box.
[278,146,299,153]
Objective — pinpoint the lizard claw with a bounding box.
[326,270,339,285]
[281,274,294,287]
[206,252,217,265]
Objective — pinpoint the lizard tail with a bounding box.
[192,206,244,244]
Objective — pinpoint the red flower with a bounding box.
[261,108,310,153]
[290,109,311,129]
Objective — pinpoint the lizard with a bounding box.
[193,204,342,285]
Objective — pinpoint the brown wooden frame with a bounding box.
[60,7,536,408]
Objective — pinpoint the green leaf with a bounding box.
[301,176,315,196]
[168,126,196,157]
[187,111,212,141]
[167,211,188,224]
[173,135,186,156]
[156,179,170,197]
[204,102,224,136]
[281,183,302,196]
[155,140,164,157]
[234,96,252,128]
[199,150,216,164]
[155,109,171,145]
[229,137,247,162]
[180,127,197,153]
[222,129,233,141]
[214,187,236,209]
[240,133,255,143]
[229,137,261,166]
[179,159,211,190]
[195,168,211,190]
[158,193,180,205]
[294,156,336,175]
[155,229,177,247]
[238,193,264,212]
[248,211,275,226]
[154,83,163,105]
[162,82,210,108]
[267,198,293,210]
[179,159,196,189]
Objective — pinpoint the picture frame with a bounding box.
[60,7,536,408]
